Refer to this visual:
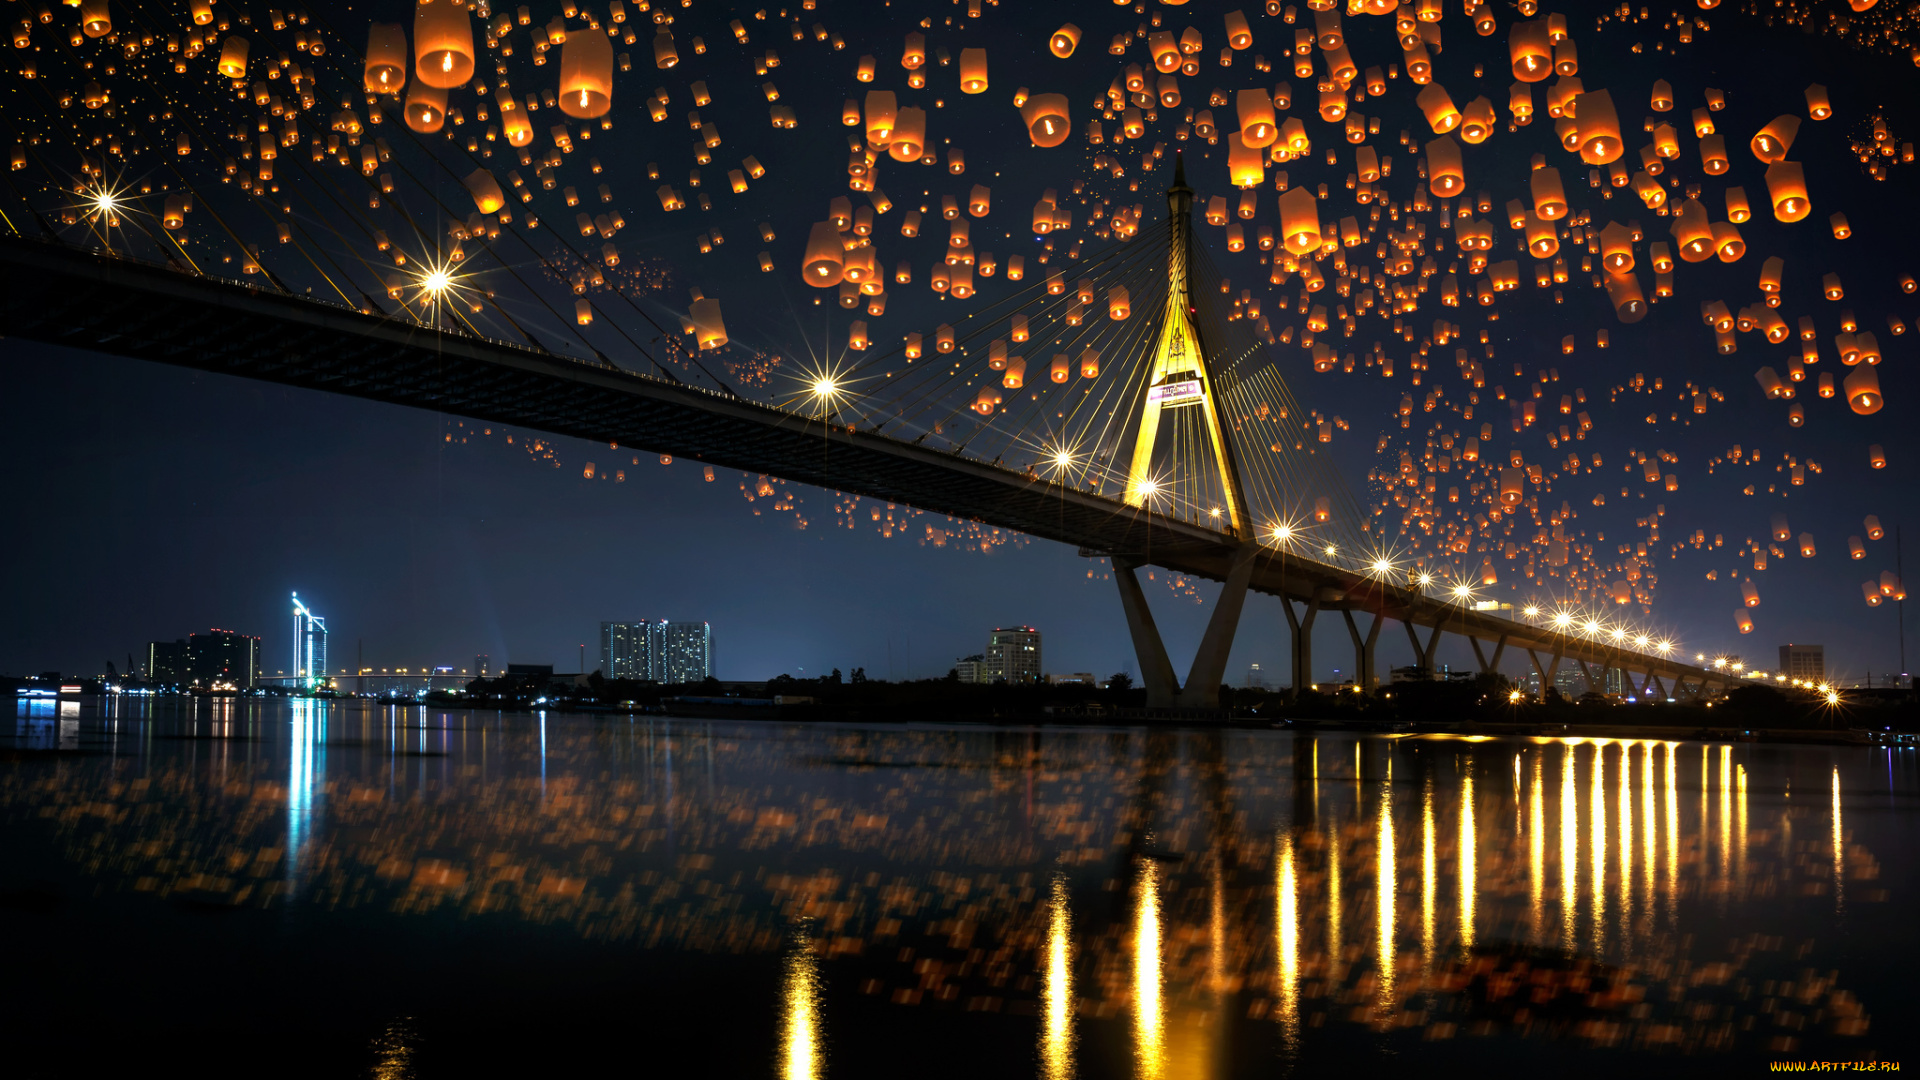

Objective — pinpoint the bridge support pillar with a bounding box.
[1648,672,1667,700]
[1341,609,1382,691]
[1176,542,1259,709]
[1404,616,1443,672]
[1111,545,1258,710]
[1467,633,1508,676]
[1113,558,1180,708]
[1576,659,1600,696]
[1283,595,1321,692]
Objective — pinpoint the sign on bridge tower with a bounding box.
[1123,153,1251,538]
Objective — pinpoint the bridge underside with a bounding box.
[0,238,1740,704]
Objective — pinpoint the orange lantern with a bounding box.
[365,23,408,93]
[1021,94,1070,147]
[559,28,614,118]
[415,2,475,89]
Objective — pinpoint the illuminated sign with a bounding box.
[1147,379,1205,408]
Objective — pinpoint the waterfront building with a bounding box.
[600,620,713,683]
[952,654,985,683]
[1779,643,1825,684]
[291,593,328,690]
[188,629,259,690]
[146,639,189,685]
[984,626,1042,684]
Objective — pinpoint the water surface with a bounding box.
[3,698,1914,1077]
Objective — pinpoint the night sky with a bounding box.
[1,0,1914,685]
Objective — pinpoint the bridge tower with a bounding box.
[1110,155,1261,711]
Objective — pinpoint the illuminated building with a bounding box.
[292,593,328,690]
[146,638,188,686]
[601,620,713,683]
[1779,643,1825,684]
[952,654,986,683]
[659,621,714,684]
[601,621,658,681]
[985,626,1042,684]
[475,654,491,678]
[188,629,259,689]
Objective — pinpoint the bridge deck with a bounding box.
[0,237,1737,692]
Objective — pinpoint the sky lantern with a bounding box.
[888,107,927,162]
[1149,31,1179,73]
[1529,167,1566,219]
[803,221,845,286]
[1573,89,1622,163]
[218,36,249,79]
[1108,286,1130,320]
[79,0,110,38]
[1650,79,1673,111]
[463,169,505,215]
[1225,10,1251,49]
[500,92,533,146]
[1735,610,1754,635]
[1021,94,1070,147]
[559,28,614,118]
[1226,132,1264,187]
[1845,366,1883,414]
[865,90,898,147]
[1079,347,1100,378]
[414,2,474,89]
[958,48,988,94]
[901,31,926,69]
[1599,222,1633,272]
[364,24,408,93]
[690,297,727,350]
[1417,84,1460,133]
[1670,199,1714,262]
[1752,115,1799,163]
[1049,24,1080,58]
[1509,82,1534,124]
[1426,135,1464,197]
[1805,83,1832,120]
[404,83,448,133]
[1864,583,1885,607]
[1606,271,1646,322]
[1742,580,1761,607]
[1459,97,1496,143]
[1236,89,1276,147]
[1280,186,1319,254]
[1510,20,1552,82]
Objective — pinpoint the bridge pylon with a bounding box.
[1110,154,1260,711]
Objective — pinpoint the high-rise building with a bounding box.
[1779,643,1825,684]
[291,593,328,689]
[601,621,658,681]
[475,654,491,678]
[984,626,1042,684]
[188,629,259,689]
[146,639,188,686]
[952,654,985,683]
[659,621,713,684]
[600,620,713,683]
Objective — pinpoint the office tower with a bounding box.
[146,639,189,685]
[952,654,985,683]
[1779,643,1825,683]
[291,593,328,690]
[984,626,1042,684]
[188,629,260,689]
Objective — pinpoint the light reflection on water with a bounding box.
[1,698,1914,1073]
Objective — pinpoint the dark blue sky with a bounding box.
[0,1,1914,685]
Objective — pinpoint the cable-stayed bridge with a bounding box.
[0,172,1744,709]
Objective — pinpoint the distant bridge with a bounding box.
[0,232,1746,707]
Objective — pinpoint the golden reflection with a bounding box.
[1458,760,1476,952]
[1664,743,1680,929]
[1832,767,1845,915]
[1133,858,1165,1080]
[781,924,823,1080]
[1326,819,1342,965]
[371,1018,419,1080]
[1590,742,1607,956]
[1617,743,1633,948]
[1640,743,1656,943]
[1529,751,1546,944]
[1560,743,1578,950]
[1718,745,1733,883]
[1275,831,1300,1053]
[1376,776,1396,1017]
[1735,763,1749,883]
[1042,873,1074,1080]
[1421,775,1437,969]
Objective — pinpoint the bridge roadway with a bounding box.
[0,236,1742,700]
